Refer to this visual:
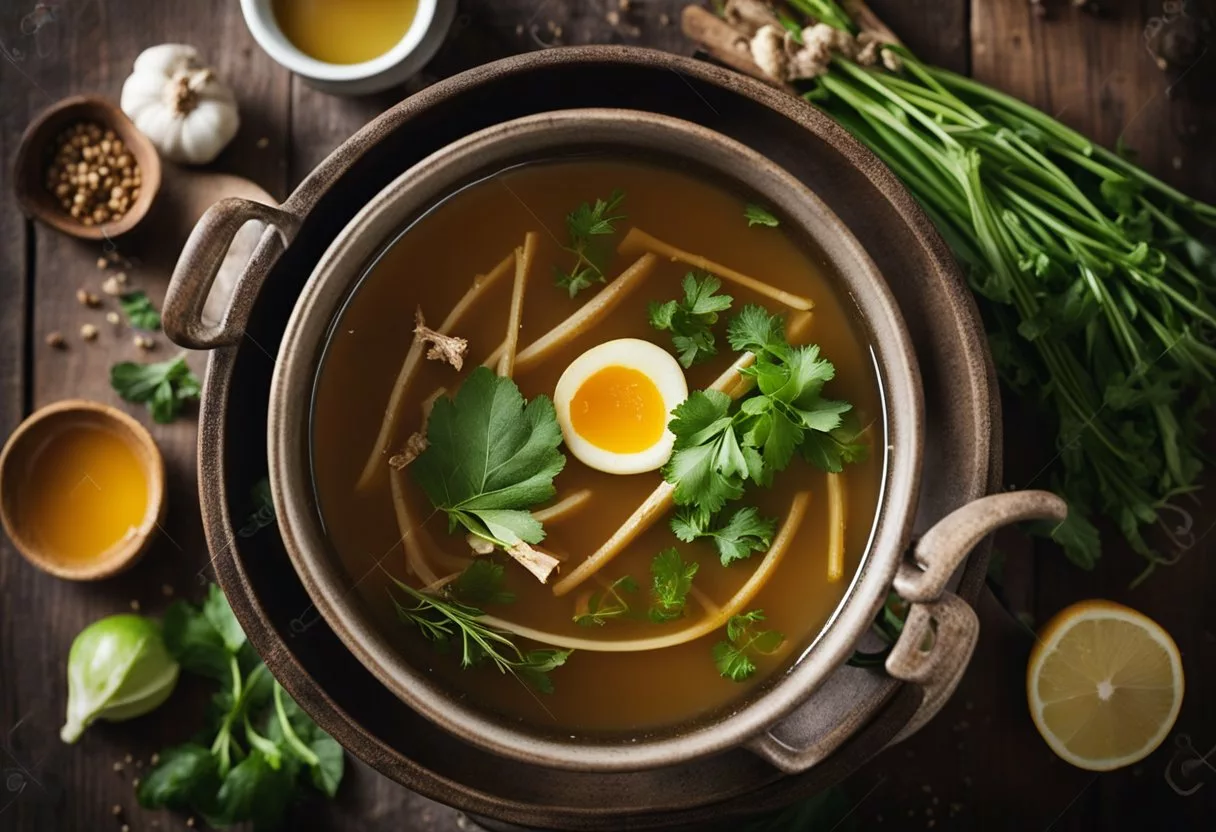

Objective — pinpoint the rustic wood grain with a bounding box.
[3,0,1215,830]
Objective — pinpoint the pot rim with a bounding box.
[269,107,925,772]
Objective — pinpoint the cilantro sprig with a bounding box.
[648,272,734,367]
[712,610,785,682]
[648,548,699,622]
[672,505,777,565]
[555,189,627,297]
[573,575,638,627]
[661,306,856,517]
[390,576,569,693]
[411,367,566,554]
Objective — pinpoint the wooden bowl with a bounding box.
[13,95,162,240]
[0,400,166,580]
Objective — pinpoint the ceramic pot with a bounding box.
[165,104,1066,775]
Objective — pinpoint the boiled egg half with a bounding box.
[554,339,688,475]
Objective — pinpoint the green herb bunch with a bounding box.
[138,585,343,830]
[781,0,1216,579]
[648,272,735,367]
[555,189,627,297]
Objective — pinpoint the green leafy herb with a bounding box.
[452,559,516,606]
[846,593,907,669]
[773,0,1216,580]
[555,189,627,297]
[573,575,638,627]
[712,610,785,682]
[119,290,161,330]
[672,505,777,565]
[411,366,566,552]
[140,585,345,828]
[648,272,734,367]
[390,576,570,693]
[110,354,201,423]
[648,548,699,622]
[663,306,856,516]
[744,204,780,228]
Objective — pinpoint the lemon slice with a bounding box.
[1027,600,1184,771]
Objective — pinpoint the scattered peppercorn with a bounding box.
[45,331,66,349]
[44,121,141,227]
[76,288,100,307]
[106,311,120,325]
[80,323,98,341]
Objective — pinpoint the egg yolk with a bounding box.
[569,365,667,454]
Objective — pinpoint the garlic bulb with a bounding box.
[120,44,239,165]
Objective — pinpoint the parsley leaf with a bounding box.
[712,610,785,682]
[451,559,516,606]
[110,355,201,423]
[662,390,749,516]
[649,548,699,622]
[555,189,626,297]
[573,575,638,627]
[648,272,734,367]
[411,367,566,551]
[744,204,780,228]
[672,505,777,565]
[799,416,871,473]
[119,290,161,330]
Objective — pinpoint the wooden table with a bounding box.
[1,2,1213,830]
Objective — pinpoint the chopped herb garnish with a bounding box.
[648,272,734,367]
[390,577,570,693]
[712,610,785,682]
[648,548,699,622]
[119,290,161,330]
[411,366,566,553]
[573,575,638,627]
[555,189,626,297]
[671,505,777,565]
[110,354,201,423]
[744,204,780,228]
[662,306,855,516]
[452,560,516,606]
[798,413,871,474]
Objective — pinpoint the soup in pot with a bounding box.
[311,159,884,736]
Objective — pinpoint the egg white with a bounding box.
[553,339,688,475]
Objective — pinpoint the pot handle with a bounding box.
[746,490,1066,773]
[163,197,301,350]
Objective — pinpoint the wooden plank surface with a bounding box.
[2,0,1214,830]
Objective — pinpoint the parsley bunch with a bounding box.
[555,189,627,297]
[672,505,777,566]
[662,306,854,519]
[110,354,201,423]
[648,272,734,367]
[138,585,344,829]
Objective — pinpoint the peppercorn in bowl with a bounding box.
[14,95,161,240]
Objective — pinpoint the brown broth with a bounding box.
[311,159,885,737]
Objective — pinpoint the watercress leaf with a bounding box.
[744,204,780,228]
[712,641,756,681]
[203,584,247,655]
[412,368,565,544]
[136,743,218,811]
[213,750,294,830]
[119,290,161,330]
[452,560,516,605]
[308,732,345,798]
[162,600,230,681]
[649,548,699,621]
